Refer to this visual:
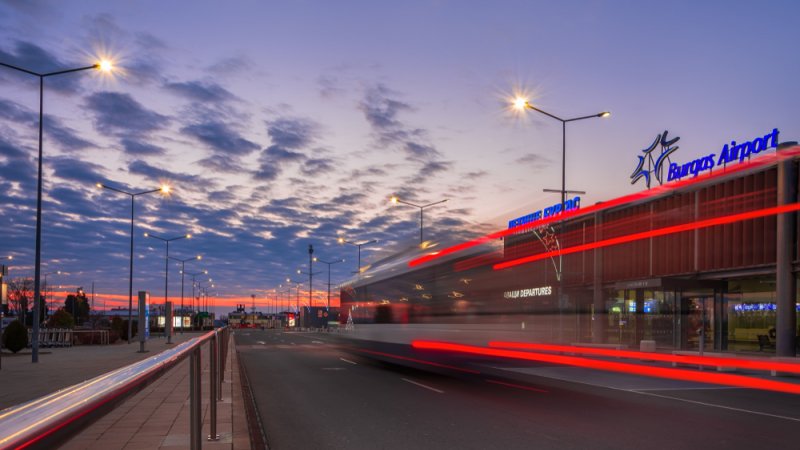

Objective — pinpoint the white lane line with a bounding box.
[291,342,296,345]
[257,341,266,345]
[322,367,346,371]
[401,378,444,394]
[631,390,800,422]
[312,340,325,344]
[339,358,357,365]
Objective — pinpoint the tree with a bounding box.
[7,277,33,325]
[47,308,75,328]
[64,288,90,325]
[2,320,28,353]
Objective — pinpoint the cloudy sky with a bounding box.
[0,0,797,314]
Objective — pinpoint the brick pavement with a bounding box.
[60,333,250,450]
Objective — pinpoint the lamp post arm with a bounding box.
[43,64,98,77]
[421,199,448,209]
[565,113,606,123]
[525,104,564,122]
[0,61,40,76]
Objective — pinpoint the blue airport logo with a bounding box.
[631,128,780,188]
[630,130,680,189]
[508,197,581,229]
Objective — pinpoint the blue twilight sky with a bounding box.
[0,0,797,311]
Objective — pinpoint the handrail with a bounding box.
[0,327,229,449]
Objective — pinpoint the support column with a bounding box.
[592,211,605,343]
[776,144,798,356]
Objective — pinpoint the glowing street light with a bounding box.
[43,270,61,319]
[512,95,609,343]
[0,57,113,363]
[511,96,609,211]
[315,257,344,310]
[389,196,448,245]
[145,232,191,343]
[170,254,202,334]
[337,237,377,273]
[97,182,170,344]
[186,270,208,317]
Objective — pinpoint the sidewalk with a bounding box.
[0,332,201,410]
[60,334,249,450]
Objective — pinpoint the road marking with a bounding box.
[401,378,444,394]
[322,367,346,371]
[312,340,325,344]
[485,379,548,393]
[339,358,357,365]
[291,342,296,345]
[631,390,800,422]
[257,341,266,345]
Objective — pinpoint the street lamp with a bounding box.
[145,232,190,341]
[187,270,209,314]
[389,196,448,245]
[43,270,61,319]
[1,57,113,363]
[511,97,609,212]
[98,182,169,344]
[314,258,344,310]
[512,97,609,343]
[170,255,202,334]
[337,237,377,273]
[296,267,322,307]
[286,278,304,327]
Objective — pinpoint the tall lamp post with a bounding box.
[145,232,190,339]
[187,270,208,313]
[512,97,609,343]
[296,268,322,307]
[170,255,202,334]
[390,196,448,245]
[42,270,61,319]
[337,238,377,273]
[511,97,609,214]
[98,182,169,344]
[314,258,344,310]
[286,278,304,327]
[1,58,113,363]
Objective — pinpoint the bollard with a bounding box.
[208,332,219,441]
[220,328,227,384]
[217,330,223,401]
[190,347,202,450]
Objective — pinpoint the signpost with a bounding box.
[165,300,173,344]
[138,291,149,353]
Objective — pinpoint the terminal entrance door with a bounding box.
[680,291,718,351]
[610,279,725,350]
[608,289,678,348]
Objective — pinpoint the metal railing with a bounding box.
[0,327,230,450]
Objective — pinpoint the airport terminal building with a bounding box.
[503,139,799,355]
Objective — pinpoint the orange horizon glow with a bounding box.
[38,289,341,312]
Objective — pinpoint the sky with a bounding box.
[0,0,798,315]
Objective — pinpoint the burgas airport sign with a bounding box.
[508,196,581,229]
[631,128,780,189]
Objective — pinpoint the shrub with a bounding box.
[47,309,75,329]
[3,320,28,353]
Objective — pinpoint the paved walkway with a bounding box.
[0,332,200,410]
[60,334,249,450]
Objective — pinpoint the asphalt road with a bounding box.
[236,330,800,450]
